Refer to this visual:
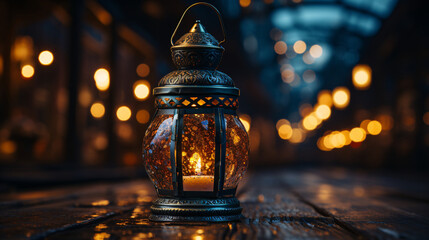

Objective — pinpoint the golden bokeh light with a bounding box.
[276,119,290,130]
[367,120,382,135]
[332,87,350,109]
[302,115,318,131]
[0,140,17,155]
[315,104,331,120]
[90,102,105,118]
[349,127,366,142]
[289,128,305,143]
[21,65,34,78]
[299,103,313,117]
[329,131,346,148]
[136,63,150,77]
[136,109,150,124]
[293,40,306,54]
[116,106,132,121]
[278,124,293,140]
[317,137,331,151]
[274,41,287,55]
[309,44,323,58]
[94,68,110,91]
[341,130,352,145]
[38,50,54,65]
[352,64,372,90]
[133,80,150,100]
[281,69,295,83]
[239,0,251,7]
[317,90,333,107]
[360,119,371,131]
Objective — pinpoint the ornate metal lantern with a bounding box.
[142,2,249,222]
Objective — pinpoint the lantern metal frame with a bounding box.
[146,2,247,222]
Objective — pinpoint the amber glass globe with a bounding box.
[143,112,249,192]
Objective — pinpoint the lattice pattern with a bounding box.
[155,96,238,109]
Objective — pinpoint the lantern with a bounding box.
[142,2,249,222]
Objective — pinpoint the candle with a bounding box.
[182,152,214,191]
[183,175,214,191]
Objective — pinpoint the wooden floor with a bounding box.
[1,168,429,239]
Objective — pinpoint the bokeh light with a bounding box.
[302,70,316,83]
[136,63,150,77]
[332,87,350,109]
[21,65,34,78]
[349,127,366,142]
[309,44,323,58]
[302,115,318,131]
[367,120,382,135]
[289,128,305,143]
[38,50,54,65]
[352,64,372,90]
[133,80,150,100]
[318,90,333,107]
[136,109,150,124]
[239,0,251,7]
[90,102,105,118]
[278,124,293,140]
[116,106,132,121]
[315,105,331,120]
[276,119,290,130]
[293,40,306,54]
[274,41,287,55]
[94,68,110,91]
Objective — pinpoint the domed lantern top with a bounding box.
[143,2,249,222]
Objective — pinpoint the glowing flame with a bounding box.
[191,152,202,175]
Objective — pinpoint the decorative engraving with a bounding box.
[159,70,234,86]
[172,48,223,69]
[175,32,219,46]
[156,95,239,109]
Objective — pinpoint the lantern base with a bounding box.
[149,197,242,222]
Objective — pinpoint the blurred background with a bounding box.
[1,0,428,187]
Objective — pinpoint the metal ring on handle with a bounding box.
[170,2,226,46]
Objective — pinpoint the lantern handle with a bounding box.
[171,2,226,46]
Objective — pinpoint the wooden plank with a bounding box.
[43,174,355,239]
[283,170,429,239]
[0,181,155,240]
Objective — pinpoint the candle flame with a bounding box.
[191,152,202,175]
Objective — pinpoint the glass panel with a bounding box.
[224,114,249,190]
[143,114,174,190]
[181,114,216,191]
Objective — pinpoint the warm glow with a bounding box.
[349,127,366,142]
[360,119,371,131]
[90,102,105,118]
[341,130,352,145]
[315,105,331,120]
[239,0,251,7]
[332,87,350,109]
[293,40,306,54]
[136,63,150,77]
[302,115,318,131]
[21,65,34,78]
[329,131,346,148]
[0,140,17,155]
[276,119,290,130]
[190,152,202,175]
[116,106,132,121]
[274,41,287,54]
[133,80,150,100]
[278,124,293,140]
[309,45,323,58]
[376,114,394,131]
[289,128,305,143]
[367,120,382,135]
[281,69,295,83]
[136,109,150,124]
[38,51,54,65]
[317,90,333,107]
[239,115,251,132]
[94,68,110,91]
[352,64,372,90]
